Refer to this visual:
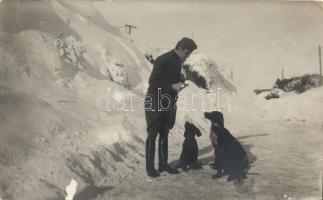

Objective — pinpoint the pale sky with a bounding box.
[96,1,323,89]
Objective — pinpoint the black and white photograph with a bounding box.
[0,0,323,199]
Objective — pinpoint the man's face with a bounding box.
[177,47,191,61]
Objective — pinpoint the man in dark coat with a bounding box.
[144,37,197,177]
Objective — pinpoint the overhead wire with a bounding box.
[245,47,317,80]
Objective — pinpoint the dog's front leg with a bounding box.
[182,164,189,171]
[212,169,224,179]
[179,152,189,171]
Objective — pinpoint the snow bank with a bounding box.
[99,49,129,87]
[0,1,151,199]
[184,53,210,83]
[52,0,150,91]
[56,34,86,70]
[184,52,236,92]
[255,86,323,123]
[0,1,238,199]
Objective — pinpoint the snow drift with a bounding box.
[183,52,236,92]
[0,1,237,199]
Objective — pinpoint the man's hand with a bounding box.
[171,82,188,92]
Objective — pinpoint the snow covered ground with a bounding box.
[0,1,322,200]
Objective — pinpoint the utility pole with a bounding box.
[16,0,20,30]
[319,45,322,84]
[282,68,284,80]
[125,24,137,35]
[319,46,322,75]
[230,69,233,81]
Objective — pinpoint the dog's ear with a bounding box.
[213,111,224,127]
[185,121,190,130]
[192,124,202,137]
[189,122,202,137]
[196,129,202,137]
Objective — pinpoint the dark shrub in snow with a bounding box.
[183,64,208,89]
[144,53,155,64]
[274,74,323,93]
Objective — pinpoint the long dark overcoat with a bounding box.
[145,50,182,134]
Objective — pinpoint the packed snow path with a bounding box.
[95,119,322,200]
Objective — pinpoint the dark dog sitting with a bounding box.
[178,121,202,171]
[204,111,249,181]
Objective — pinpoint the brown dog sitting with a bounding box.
[178,121,202,171]
[204,111,249,181]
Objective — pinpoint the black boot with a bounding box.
[158,135,179,174]
[146,138,159,177]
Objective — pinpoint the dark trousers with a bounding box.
[146,129,169,170]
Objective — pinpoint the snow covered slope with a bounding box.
[0,1,150,199]
[255,86,323,124]
[0,1,237,199]
[184,52,236,92]
[4,1,321,200]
